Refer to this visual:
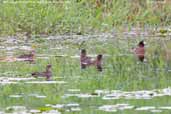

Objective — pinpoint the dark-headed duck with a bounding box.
[94,54,103,71]
[133,41,145,62]
[32,64,52,81]
[80,49,92,69]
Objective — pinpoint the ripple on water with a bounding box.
[68,89,81,92]
[162,88,171,95]
[50,47,63,50]
[150,110,162,113]
[9,95,23,98]
[6,106,26,113]
[9,93,47,99]
[159,106,171,110]
[99,104,134,112]
[99,105,117,112]
[0,81,18,85]
[25,81,67,84]
[2,45,33,51]
[63,93,98,98]
[71,107,81,112]
[30,109,41,113]
[46,103,81,112]
[135,106,156,111]
[0,77,36,85]
[4,106,61,114]
[99,104,166,113]
[95,87,171,100]
[35,95,47,99]
[50,104,64,109]
[19,46,33,51]
[63,87,171,101]
[37,56,50,60]
[0,77,35,81]
[28,93,47,99]
[42,110,61,114]
[66,103,79,107]
[70,54,110,59]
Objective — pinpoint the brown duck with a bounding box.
[93,54,103,72]
[80,49,93,69]
[17,50,35,63]
[80,49,103,71]
[133,41,145,62]
[0,50,35,63]
[32,64,52,81]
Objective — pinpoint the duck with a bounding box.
[80,49,93,69]
[32,64,52,81]
[17,50,35,63]
[133,41,145,62]
[93,54,103,71]
[80,49,103,71]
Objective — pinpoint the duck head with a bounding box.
[138,41,145,47]
[97,54,103,61]
[81,49,87,58]
[46,64,52,71]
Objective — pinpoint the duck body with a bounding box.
[134,46,145,62]
[32,64,52,80]
[80,49,93,69]
[93,54,103,71]
[80,56,93,69]
[17,50,35,63]
[133,41,145,62]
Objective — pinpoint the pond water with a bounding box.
[0,28,171,113]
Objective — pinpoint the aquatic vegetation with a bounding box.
[0,30,171,114]
[38,107,53,112]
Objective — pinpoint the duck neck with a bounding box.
[46,68,51,72]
